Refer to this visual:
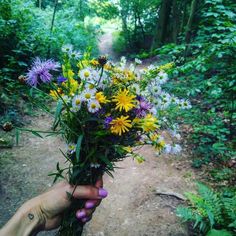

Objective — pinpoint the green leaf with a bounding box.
[99,155,113,170]
[76,135,83,162]
[15,129,20,146]
[31,130,44,138]
[53,100,63,128]
[206,229,233,236]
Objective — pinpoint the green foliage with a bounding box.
[160,0,236,168]
[0,0,100,124]
[176,183,236,235]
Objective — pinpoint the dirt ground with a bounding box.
[0,30,197,236]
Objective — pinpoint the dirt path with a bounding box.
[0,30,197,236]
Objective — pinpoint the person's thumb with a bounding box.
[72,185,108,200]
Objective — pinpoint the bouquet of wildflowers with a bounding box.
[25,45,190,235]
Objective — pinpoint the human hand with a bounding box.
[0,178,108,236]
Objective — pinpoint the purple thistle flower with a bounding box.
[57,76,67,84]
[104,116,113,129]
[26,57,60,87]
[135,96,152,118]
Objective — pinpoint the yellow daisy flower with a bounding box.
[110,115,132,136]
[112,89,136,112]
[95,92,109,104]
[140,114,159,132]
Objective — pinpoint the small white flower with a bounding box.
[129,63,135,72]
[135,58,142,65]
[69,50,81,60]
[79,68,93,81]
[157,71,168,84]
[87,99,101,113]
[81,88,96,102]
[62,44,73,54]
[97,72,109,89]
[147,65,155,71]
[150,107,157,115]
[72,95,83,111]
[180,99,192,109]
[169,129,181,140]
[120,56,127,64]
[131,83,141,94]
[172,144,182,154]
[164,144,172,154]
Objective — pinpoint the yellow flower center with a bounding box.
[85,93,91,99]
[75,99,81,105]
[84,71,90,77]
[91,103,97,109]
[89,84,95,89]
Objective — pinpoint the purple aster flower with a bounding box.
[135,96,152,118]
[104,116,113,129]
[26,57,60,87]
[57,76,67,84]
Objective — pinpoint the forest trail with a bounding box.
[0,30,197,236]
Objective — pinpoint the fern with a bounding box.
[176,182,236,235]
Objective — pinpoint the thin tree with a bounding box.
[184,0,198,57]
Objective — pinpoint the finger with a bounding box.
[76,208,95,219]
[84,199,102,209]
[72,185,108,200]
[95,177,103,188]
[81,215,92,223]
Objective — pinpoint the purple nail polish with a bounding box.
[98,188,108,198]
[76,210,86,219]
[81,217,89,223]
[85,201,95,209]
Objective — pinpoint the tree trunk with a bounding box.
[50,0,59,33]
[172,0,179,43]
[151,0,172,49]
[184,0,198,56]
[38,0,42,9]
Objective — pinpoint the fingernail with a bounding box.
[85,201,95,209]
[81,217,89,223]
[76,210,86,219]
[98,188,108,198]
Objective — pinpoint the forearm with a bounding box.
[0,200,45,236]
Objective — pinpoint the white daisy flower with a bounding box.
[180,99,192,109]
[62,44,73,54]
[97,72,109,89]
[81,88,96,102]
[164,144,172,154]
[150,107,157,115]
[69,50,81,60]
[72,95,83,112]
[87,99,101,113]
[157,71,168,84]
[172,144,182,154]
[147,65,155,71]
[129,63,135,72]
[131,83,141,94]
[79,68,93,81]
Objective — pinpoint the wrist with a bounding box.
[0,198,45,236]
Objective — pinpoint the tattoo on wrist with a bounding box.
[28,213,34,220]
